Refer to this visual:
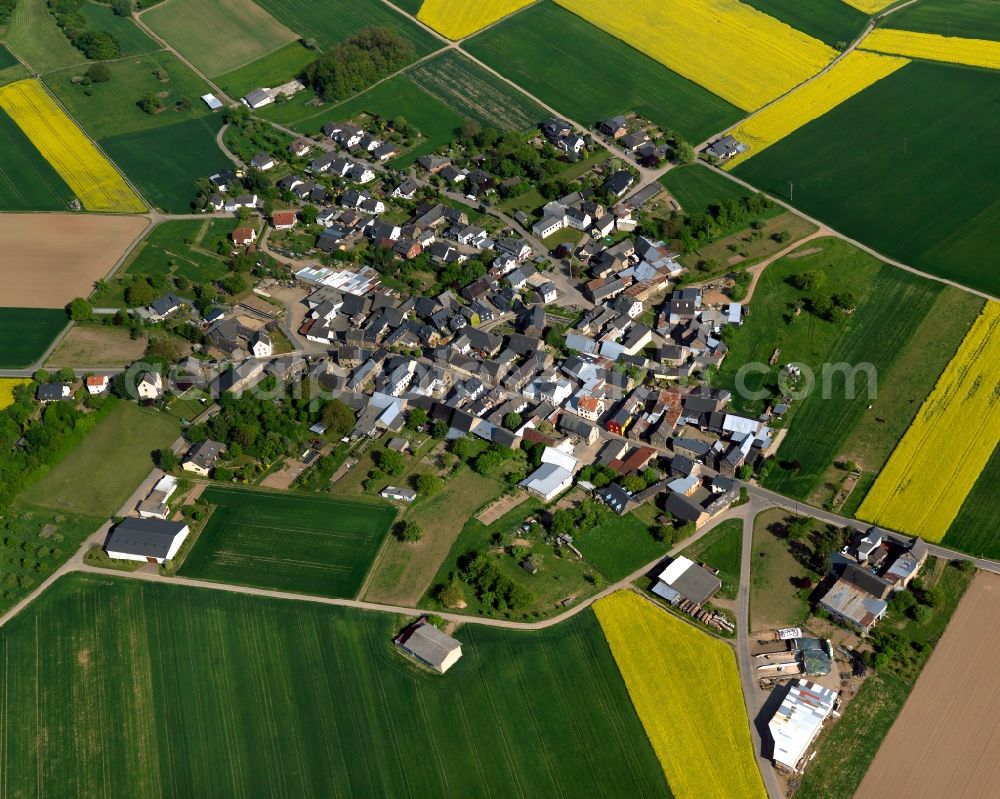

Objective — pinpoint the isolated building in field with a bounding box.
[652,555,721,606]
[105,518,190,564]
[768,680,838,772]
[381,486,417,502]
[395,619,463,673]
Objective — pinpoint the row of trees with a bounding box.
[302,27,414,102]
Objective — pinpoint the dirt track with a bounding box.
[0,213,148,307]
[854,571,1000,798]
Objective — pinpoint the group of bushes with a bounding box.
[49,0,124,61]
[302,27,414,102]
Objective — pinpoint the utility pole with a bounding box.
[789,181,794,202]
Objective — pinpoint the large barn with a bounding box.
[105,518,190,564]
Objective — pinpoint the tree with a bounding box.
[412,473,443,496]
[320,399,355,438]
[55,367,75,384]
[431,419,448,440]
[451,436,477,462]
[621,474,645,494]
[66,297,92,321]
[395,520,423,542]
[138,93,163,115]
[502,412,522,431]
[674,139,695,164]
[737,463,754,481]
[302,28,415,101]
[786,516,811,542]
[85,63,111,83]
[406,407,427,431]
[789,270,825,292]
[112,0,132,16]
[550,509,574,538]
[124,279,155,307]
[726,282,747,302]
[436,578,465,608]
[912,604,931,623]
[376,449,404,476]
[154,448,179,471]
[461,119,482,139]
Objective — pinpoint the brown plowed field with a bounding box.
[855,571,1000,799]
[0,213,148,307]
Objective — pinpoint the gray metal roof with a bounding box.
[106,518,187,559]
[401,622,461,670]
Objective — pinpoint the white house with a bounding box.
[519,444,578,501]
[539,281,558,303]
[533,215,564,239]
[381,486,417,502]
[85,375,109,395]
[181,439,226,477]
[136,372,162,400]
[250,332,272,358]
[137,474,177,520]
[105,518,190,564]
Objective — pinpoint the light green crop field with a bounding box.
[179,486,397,598]
[660,164,756,215]
[142,0,300,77]
[18,402,180,516]
[0,573,670,797]
[4,0,82,74]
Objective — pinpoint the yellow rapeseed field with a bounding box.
[0,80,145,213]
[859,302,1000,541]
[554,0,836,111]
[862,29,1000,71]
[0,378,30,410]
[594,591,767,799]
[840,0,896,13]
[417,0,535,40]
[724,50,908,168]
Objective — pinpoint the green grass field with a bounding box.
[749,509,815,630]
[0,308,67,368]
[101,115,227,213]
[179,487,396,598]
[18,402,180,516]
[0,574,668,797]
[0,43,17,70]
[125,219,229,283]
[943,443,1000,557]
[714,238,952,499]
[45,51,214,139]
[143,0,299,77]
[741,0,867,46]
[681,519,743,600]
[408,50,548,132]
[79,3,160,56]
[215,41,318,98]
[0,43,28,86]
[4,0,83,74]
[576,512,668,582]
[465,1,742,143]
[734,62,1000,298]
[0,107,74,211]
[660,164,760,215]
[256,0,442,53]
[888,0,1000,41]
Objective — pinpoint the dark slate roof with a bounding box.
[106,518,187,559]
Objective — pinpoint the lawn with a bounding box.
[734,62,1000,298]
[79,3,160,56]
[576,512,668,582]
[889,0,1000,41]
[17,402,180,516]
[214,41,318,98]
[0,107,73,211]
[749,508,813,631]
[143,0,299,77]
[363,468,505,606]
[714,238,948,500]
[100,115,228,213]
[681,519,743,600]
[255,0,442,53]
[179,486,396,599]
[0,308,67,368]
[408,50,548,132]
[422,492,601,619]
[464,1,742,143]
[125,219,229,283]
[741,0,868,46]
[0,43,28,86]
[3,0,82,74]
[942,443,1000,558]
[45,51,214,139]
[660,164,756,215]
[0,574,668,797]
